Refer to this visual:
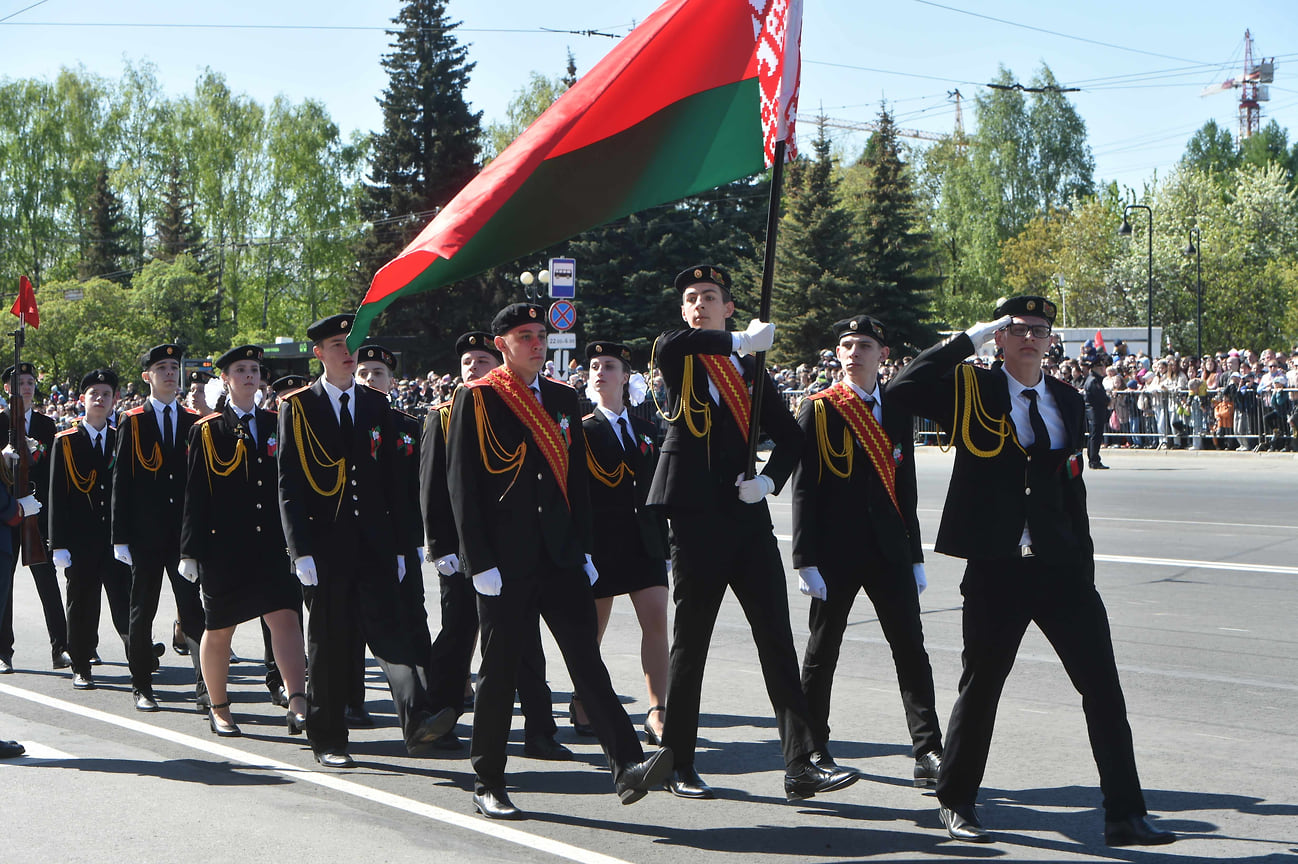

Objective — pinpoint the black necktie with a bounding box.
[238,414,254,447]
[162,404,174,452]
[338,393,353,453]
[1024,389,1050,452]
[94,432,104,459]
[617,417,637,453]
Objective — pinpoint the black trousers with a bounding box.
[801,548,943,758]
[427,568,557,736]
[936,556,1147,820]
[472,559,641,793]
[64,545,130,675]
[663,505,819,769]
[302,537,431,754]
[1,534,68,661]
[128,549,206,696]
[346,548,434,708]
[1087,407,1107,464]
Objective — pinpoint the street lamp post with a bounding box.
[1184,228,1202,361]
[1118,204,1154,357]
[518,267,550,302]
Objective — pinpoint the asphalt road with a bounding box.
[1,447,1294,863]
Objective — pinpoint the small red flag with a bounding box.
[11,276,39,328]
[1094,330,1105,352]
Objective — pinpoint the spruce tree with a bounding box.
[353,0,483,368]
[154,157,206,266]
[78,167,134,284]
[849,107,941,353]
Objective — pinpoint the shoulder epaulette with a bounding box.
[124,405,147,416]
[180,405,199,416]
[55,427,77,439]
[279,384,310,401]
[431,398,454,412]
[392,406,415,421]
[582,412,596,421]
[195,412,222,425]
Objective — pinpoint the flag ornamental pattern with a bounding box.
[349,0,804,350]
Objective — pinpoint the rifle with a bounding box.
[8,288,46,566]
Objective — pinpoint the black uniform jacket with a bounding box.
[276,381,401,560]
[446,373,592,580]
[390,406,424,553]
[181,406,285,562]
[1,408,56,536]
[886,334,1094,573]
[582,410,669,562]
[48,422,115,556]
[111,401,199,553]
[646,328,802,513]
[419,397,458,560]
[791,380,923,570]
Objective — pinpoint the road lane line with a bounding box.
[0,682,633,864]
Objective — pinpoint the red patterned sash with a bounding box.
[698,353,752,442]
[468,367,570,507]
[810,382,901,517]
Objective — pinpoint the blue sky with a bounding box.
[3,0,1296,192]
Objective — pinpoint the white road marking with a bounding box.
[0,683,633,864]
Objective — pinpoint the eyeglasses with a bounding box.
[1003,323,1051,339]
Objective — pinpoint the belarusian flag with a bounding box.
[349,0,802,349]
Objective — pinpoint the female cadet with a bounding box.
[179,345,307,737]
[576,341,670,743]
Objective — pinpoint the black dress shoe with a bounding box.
[314,750,356,769]
[1104,815,1176,847]
[913,750,941,788]
[406,707,458,755]
[270,686,290,708]
[939,803,992,842]
[207,703,242,738]
[1090,462,1110,470]
[89,651,103,666]
[784,756,860,801]
[430,730,463,752]
[172,620,188,655]
[665,765,716,799]
[568,698,596,738]
[343,705,375,728]
[0,657,12,674]
[72,672,96,690]
[134,690,159,712]
[52,649,72,670]
[523,733,574,761]
[0,739,25,759]
[642,705,665,746]
[615,746,674,805]
[473,787,523,820]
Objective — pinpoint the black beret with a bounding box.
[585,341,633,366]
[142,344,181,369]
[356,343,396,371]
[80,369,119,392]
[456,331,501,359]
[215,344,264,370]
[2,362,35,384]
[187,369,213,385]
[271,374,308,395]
[832,314,887,345]
[674,264,731,295]
[490,303,546,336]
[306,313,354,342]
[994,295,1057,326]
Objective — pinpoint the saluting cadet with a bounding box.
[791,314,944,787]
[49,370,131,690]
[351,342,429,728]
[887,296,1174,847]
[0,361,70,674]
[180,345,307,738]
[579,341,670,745]
[112,344,207,712]
[420,331,568,758]
[446,303,672,820]
[647,265,857,802]
[277,314,452,768]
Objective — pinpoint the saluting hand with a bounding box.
[964,315,1014,346]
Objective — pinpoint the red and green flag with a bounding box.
[349,0,803,349]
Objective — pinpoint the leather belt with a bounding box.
[1019,545,1035,558]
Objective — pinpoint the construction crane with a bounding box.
[1200,29,1275,141]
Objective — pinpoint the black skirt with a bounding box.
[199,554,301,630]
[590,542,668,599]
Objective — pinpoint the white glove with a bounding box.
[113,544,133,566]
[396,555,406,583]
[913,563,928,595]
[735,318,776,356]
[1,444,16,469]
[294,555,318,587]
[964,315,1014,346]
[434,553,461,576]
[583,553,599,586]
[52,548,71,570]
[16,494,41,517]
[179,558,199,583]
[798,566,827,601]
[665,559,672,578]
[735,473,775,504]
[472,566,503,596]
